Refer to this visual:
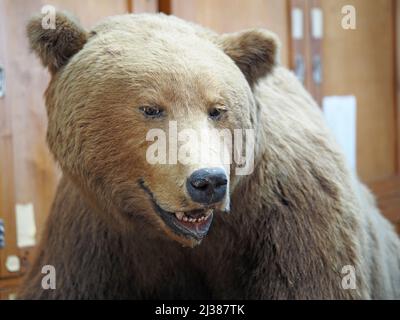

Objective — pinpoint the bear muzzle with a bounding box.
[138,178,228,242]
[186,168,228,205]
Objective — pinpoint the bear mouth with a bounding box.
[138,180,214,241]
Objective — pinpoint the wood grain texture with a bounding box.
[47,0,130,28]
[170,0,290,67]
[321,0,396,182]
[369,176,400,224]
[396,0,400,173]
[131,0,158,13]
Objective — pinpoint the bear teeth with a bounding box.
[174,209,214,223]
[175,212,184,220]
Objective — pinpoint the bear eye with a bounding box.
[208,107,227,120]
[139,106,164,118]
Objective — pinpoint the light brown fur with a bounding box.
[20,12,399,299]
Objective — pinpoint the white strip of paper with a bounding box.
[292,8,304,40]
[311,8,323,39]
[322,96,357,172]
[16,202,37,247]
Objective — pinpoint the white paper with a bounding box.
[322,96,357,172]
[311,8,323,39]
[16,203,37,247]
[291,8,304,40]
[5,255,20,273]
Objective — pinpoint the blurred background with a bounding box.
[0,0,399,298]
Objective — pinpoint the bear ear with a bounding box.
[27,11,88,74]
[219,29,280,87]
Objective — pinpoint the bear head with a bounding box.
[27,12,278,247]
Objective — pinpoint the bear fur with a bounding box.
[20,12,400,299]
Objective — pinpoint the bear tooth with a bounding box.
[183,216,188,222]
[175,212,184,220]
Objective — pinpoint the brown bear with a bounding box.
[20,11,400,299]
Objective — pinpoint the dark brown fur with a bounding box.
[27,12,88,74]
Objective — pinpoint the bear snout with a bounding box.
[186,167,228,205]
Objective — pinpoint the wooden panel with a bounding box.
[159,0,172,14]
[170,0,290,67]
[369,176,400,225]
[321,0,396,182]
[396,0,400,173]
[46,0,130,28]
[131,0,158,13]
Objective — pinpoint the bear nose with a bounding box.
[186,168,228,204]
